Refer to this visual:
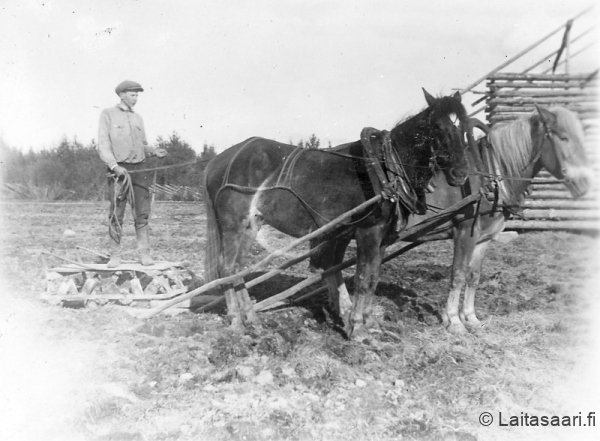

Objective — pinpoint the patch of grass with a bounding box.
[2,201,598,441]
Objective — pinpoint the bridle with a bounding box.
[426,111,468,176]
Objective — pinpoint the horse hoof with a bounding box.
[447,322,468,335]
[465,318,482,328]
[227,317,246,333]
[347,327,371,343]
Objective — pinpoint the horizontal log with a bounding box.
[489,73,598,82]
[505,219,600,230]
[583,121,600,128]
[531,178,564,184]
[491,89,597,97]
[489,113,600,124]
[522,199,600,209]
[529,185,566,193]
[526,190,597,200]
[488,96,596,105]
[520,209,600,220]
[486,80,598,89]
[488,104,598,113]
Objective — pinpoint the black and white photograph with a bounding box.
[1,1,599,440]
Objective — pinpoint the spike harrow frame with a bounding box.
[40,246,197,308]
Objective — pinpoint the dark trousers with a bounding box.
[108,162,152,244]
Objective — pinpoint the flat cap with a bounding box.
[115,80,144,95]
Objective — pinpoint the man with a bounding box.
[97,80,167,268]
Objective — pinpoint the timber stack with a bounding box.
[486,72,599,230]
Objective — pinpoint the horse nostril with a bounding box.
[450,168,467,181]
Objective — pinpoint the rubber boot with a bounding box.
[107,241,122,268]
[136,225,155,266]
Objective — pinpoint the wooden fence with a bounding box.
[151,183,203,202]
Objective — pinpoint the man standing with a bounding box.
[98,80,167,268]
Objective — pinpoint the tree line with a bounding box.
[0,133,324,201]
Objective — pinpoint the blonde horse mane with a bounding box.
[488,116,534,179]
[488,106,584,179]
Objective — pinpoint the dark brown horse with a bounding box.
[328,105,592,335]
[196,89,470,339]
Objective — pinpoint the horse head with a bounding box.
[422,89,469,187]
[534,105,592,199]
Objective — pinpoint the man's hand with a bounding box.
[112,165,129,177]
[152,148,168,158]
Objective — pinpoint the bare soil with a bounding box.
[1,201,599,441]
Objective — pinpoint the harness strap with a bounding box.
[221,137,262,188]
[276,146,306,187]
[360,127,423,216]
[360,127,389,194]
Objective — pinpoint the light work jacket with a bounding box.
[97,103,153,169]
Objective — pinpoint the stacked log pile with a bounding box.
[485,72,599,230]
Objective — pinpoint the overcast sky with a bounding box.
[1,0,597,153]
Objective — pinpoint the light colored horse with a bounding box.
[405,105,593,334]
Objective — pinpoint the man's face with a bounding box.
[120,91,139,108]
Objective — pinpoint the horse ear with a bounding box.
[422,88,436,106]
[535,104,557,127]
[453,91,462,103]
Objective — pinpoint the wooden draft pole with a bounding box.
[137,194,383,319]
[253,192,482,312]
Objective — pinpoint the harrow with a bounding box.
[40,246,197,308]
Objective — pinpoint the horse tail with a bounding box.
[203,176,221,283]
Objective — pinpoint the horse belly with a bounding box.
[256,189,334,238]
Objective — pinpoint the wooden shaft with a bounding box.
[138,194,383,318]
[254,195,480,312]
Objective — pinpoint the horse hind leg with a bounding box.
[220,208,263,331]
[460,240,491,327]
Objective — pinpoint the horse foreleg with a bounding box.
[347,228,385,341]
[325,272,352,323]
[444,226,477,335]
[460,240,491,327]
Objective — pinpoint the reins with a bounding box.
[121,158,207,174]
[108,172,135,243]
